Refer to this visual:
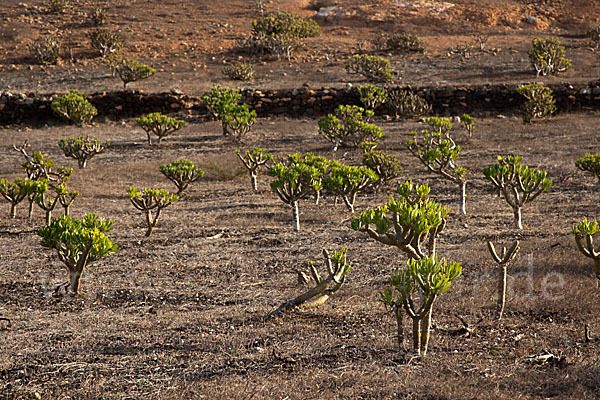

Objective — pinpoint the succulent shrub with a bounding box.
[345,54,394,83]
[374,32,425,53]
[90,6,110,26]
[587,26,600,49]
[243,11,321,60]
[357,85,388,111]
[29,36,61,65]
[38,213,117,295]
[222,61,254,81]
[201,85,242,127]
[361,148,403,191]
[575,153,600,186]
[221,104,257,141]
[572,218,600,284]
[48,0,68,12]
[269,153,329,231]
[459,114,475,137]
[128,187,179,237]
[111,57,155,88]
[136,112,186,145]
[268,247,351,318]
[32,180,77,225]
[406,117,468,214]
[159,159,205,195]
[483,155,552,229]
[475,34,489,51]
[381,255,461,355]
[386,89,431,119]
[487,240,520,320]
[318,105,384,151]
[527,37,571,77]
[236,147,273,192]
[89,29,124,57]
[0,178,36,218]
[516,84,556,123]
[59,135,108,168]
[323,162,378,213]
[351,180,448,260]
[51,90,97,125]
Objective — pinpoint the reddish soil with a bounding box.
[1,1,600,399]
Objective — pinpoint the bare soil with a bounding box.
[1,1,600,399]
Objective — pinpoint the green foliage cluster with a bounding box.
[136,112,186,145]
[38,213,117,295]
[32,179,79,224]
[516,84,556,123]
[575,153,600,185]
[318,105,384,151]
[128,187,179,237]
[89,29,124,57]
[243,12,321,60]
[51,90,98,125]
[527,37,571,77]
[374,32,425,53]
[572,218,600,282]
[361,148,403,191]
[406,117,467,214]
[357,85,388,111]
[109,56,155,88]
[323,162,378,213]
[159,159,205,195]
[90,7,110,26]
[29,36,61,65]
[483,155,552,229]
[223,61,254,81]
[48,0,68,12]
[0,178,36,218]
[459,113,475,137]
[59,135,108,168]
[386,89,431,119]
[345,54,394,83]
[201,85,256,140]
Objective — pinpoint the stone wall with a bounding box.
[2,81,600,125]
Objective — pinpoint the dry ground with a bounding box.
[1,0,600,399]
[0,112,599,399]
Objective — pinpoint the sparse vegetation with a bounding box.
[51,90,98,125]
[487,240,520,320]
[459,114,475,137]
[323,162,378,213]
[201,85,242,122]
[29,36,61,65]
[221,104,257,141]
[136,112,186,145]
[89,29,124,57]
[357,85,388,112]
[223,61,254,81]
[58,136,108,168]
[110,57,155,88]
[386,89,431,119]
[374,32,425,53]
[345,54,394,83]
[0,178,35,218]
[90,6,110,26]
[483,155,552,229]
[159,159,205,195]
[48,0,68,13]
[361,148,403,191]
[516,84,556,123]
[37,213,117,295]
[128,187,179,237]
[528,37,571,77]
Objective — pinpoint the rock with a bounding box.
[170,88,183,95]
[526,16,539,25]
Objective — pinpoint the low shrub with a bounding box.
[357,85,388,111]
[575,153,600,185]
[516,84,556,123]
[89,29,124,57]
[48,0,68,13]
[386,89,431,119]
[58,135,108,168]
[201,85,241,122]
[160,159,205,195]
[90,7,110,26]
[136,112,186,145]
[374,32,424,53]
[222,61,254,81]
[51,90,97,125]
[110,56,155,88]
[318,105,384,151]
[345,54,394,83]
[29,36,61,65]
[528,37,571,77]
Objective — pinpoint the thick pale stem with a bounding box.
[9,204,16,218]
[459,181,466,215]
[412,317,421,354]
[292,200,300,232]
[28,199,34,218]
[45,211,52,226]
[497,266,507,320]
[513,206,523,230]
[251,174,258,193]
[69,270,82,295]
[420,307,433,356]
[332,136,340,152]
[395,306,405,352]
